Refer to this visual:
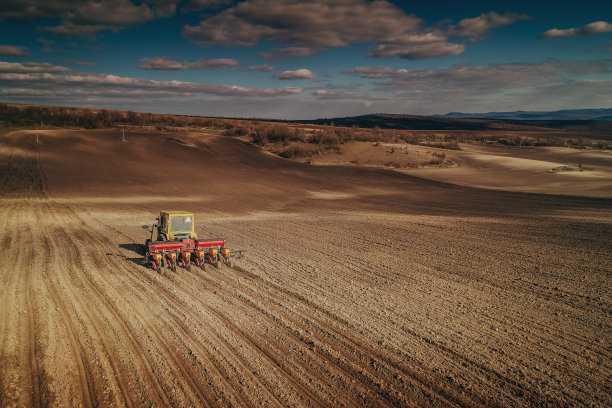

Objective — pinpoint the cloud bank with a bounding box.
[0,45,29,57]
[183,0,469,60]
[341,59,612,113]
[0,61,302,99]
[274,69,316,79]
[541,21,612,38]
[139,56,240,70]
[447,12,530,40]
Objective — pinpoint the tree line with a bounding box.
[0,103,223,129]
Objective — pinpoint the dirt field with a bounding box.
[401,143,612,198]
[1,128,610,407]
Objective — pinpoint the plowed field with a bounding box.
[1,129,610,407]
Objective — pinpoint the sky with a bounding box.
[0,0,611,119]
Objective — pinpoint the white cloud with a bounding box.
[0,45,29,57]
[70,59,100,67]
[139,57,185,70]
[1,0,179,21]
[148,0,181,18]
[345,60,612,88]
[183,0,463,60]
[341,60,612,113]
[0,61,71,73]
[278,47,320,58]
[46,0,155,37]
[368,41,465,60]
[0,61,302,99]
[1,0,180,37]
[138,56,240,70]
[0,0,83,20]
[447,12,530,39]
[313,89,391,101]
[274,69,316,79]
[249,64,275,72]
[541,21,612,38]
[190,58,240,69]
[0,72,302,97]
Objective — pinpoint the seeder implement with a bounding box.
[142,211,243,274]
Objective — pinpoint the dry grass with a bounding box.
[301,141,455,168]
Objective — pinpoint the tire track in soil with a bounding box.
[215,226,512,404]
[40,206,189,407]
[3,143,464,407]
[103,214,462,402]
[40,229,100,408]
[1,205,47,406]
[182,266,403,407]
[109,235,333,406]
[200,264,474,408]
[133,250,359,406]
[25,244,45,408]
[83,244,230,407]
[225,219,563,406]
[43,209,131,407]
[166,306,286,408]
[60,207,230,407]
[79,210,324,407]
[172,273,342,408]
[135,219,475,406]
[4,130,609,407]
[108,260,288,407]
[0,146,47,406]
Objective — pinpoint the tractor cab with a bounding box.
[156,210,197,241]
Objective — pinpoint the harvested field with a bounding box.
[1,128,610,407]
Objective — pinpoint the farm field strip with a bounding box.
[1,129,610,407]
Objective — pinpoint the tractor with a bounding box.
[142,211,240,274]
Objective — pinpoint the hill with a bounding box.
[437,108,612,121]
[294,113,612,131]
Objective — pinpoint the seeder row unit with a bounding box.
[145,239,242,272]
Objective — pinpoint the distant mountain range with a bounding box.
[436,108,612,121]
[297,112,612,131]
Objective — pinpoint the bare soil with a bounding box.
[1,128,610,407]
[402,143,612,198]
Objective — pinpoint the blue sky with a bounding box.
[1,0,611,119]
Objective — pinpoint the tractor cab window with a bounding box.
[170,215,193,232]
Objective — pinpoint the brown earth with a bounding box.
[401,143,612,198]
[1,128,610,407]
